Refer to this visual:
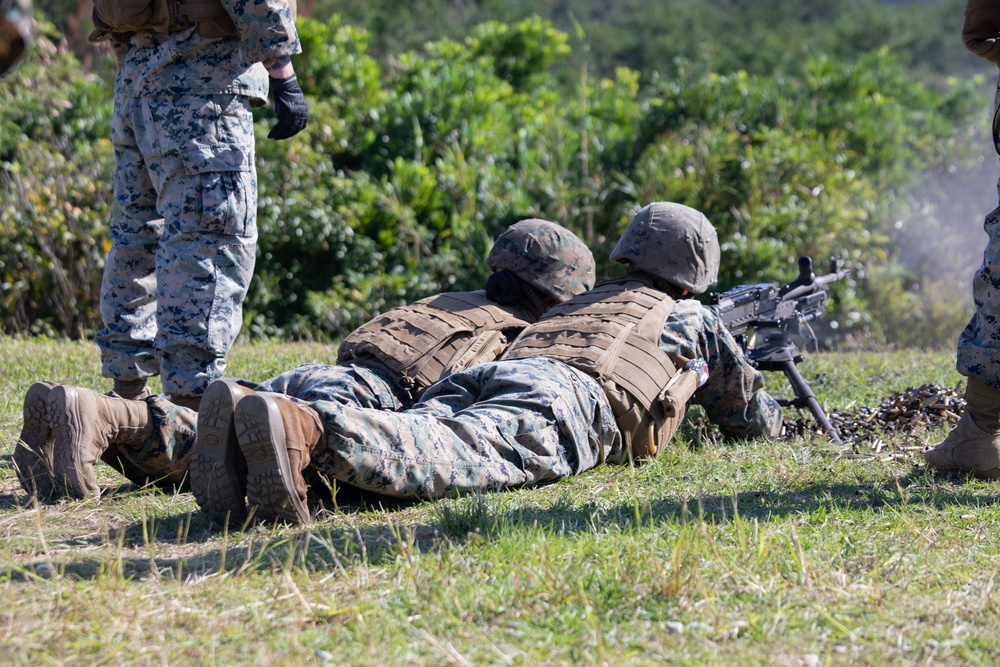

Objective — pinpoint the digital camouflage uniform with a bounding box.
[105,394,198,484]
[958,0,1000,390]
[95,0,300,397]
[307,358,621,498]
[0,0,29,75]
[662,300,782,438]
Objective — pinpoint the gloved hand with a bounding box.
[268,74,309,140]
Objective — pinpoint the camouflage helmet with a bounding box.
[487,218,596,303]
[0,0,30,76]
[610,202,720,293]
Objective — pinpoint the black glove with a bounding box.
[268,74,309,140]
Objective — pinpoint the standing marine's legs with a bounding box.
[95,94,162,400]
[152,94,257,408]
[925,73,1000,477]
[924,371,1000,477]
[97,93,257,410]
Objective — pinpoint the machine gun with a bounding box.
[710,257,850,444]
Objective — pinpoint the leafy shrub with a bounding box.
[0,27,113,336]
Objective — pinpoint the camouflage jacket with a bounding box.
[113,0,299,104]
[661,299,782,439]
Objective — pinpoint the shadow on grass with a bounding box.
[9,466,996,582]
[0,483,432,582]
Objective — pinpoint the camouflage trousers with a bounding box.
[957,202,1000,390]
[107,394,198,485]
[957,72,1000,391]
[96,93,257,397]
[256,363,409,410]
[308,357,623,499]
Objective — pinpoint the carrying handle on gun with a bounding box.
[780,257,851,301]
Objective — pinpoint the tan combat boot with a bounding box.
[12,382,58,498]
[94,379,170,490]
[191,379,255,526]
[48,385,153,498]
[235,393,324,525]
[924,377,1000,478]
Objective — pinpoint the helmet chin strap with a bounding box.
[519,282,550,319]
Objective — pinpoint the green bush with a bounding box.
[0,27,113,337]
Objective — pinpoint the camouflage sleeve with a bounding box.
[964,0,1000,63]
[660,301,783,440]
[221,0,301,64]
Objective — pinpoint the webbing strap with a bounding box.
[174,0,230,22]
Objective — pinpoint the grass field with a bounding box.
[0,337,995,666]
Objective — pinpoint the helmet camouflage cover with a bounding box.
[487,218,596,303]
[0,0,30,76]
[610,201,721,293]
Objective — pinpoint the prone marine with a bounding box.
[193,201,783,525]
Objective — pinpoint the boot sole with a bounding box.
[192,380,248,526]
[237,395,310,525]
[923,453,1000,479]
[49,385,99,499]
[13,382,57,498]
[925,464,1000,480]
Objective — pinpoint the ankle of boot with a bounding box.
[301,404,326,468]
[965,377,1000,431]
[113,378,150,400]
[96,394,154,445]
[274,398,323,468]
